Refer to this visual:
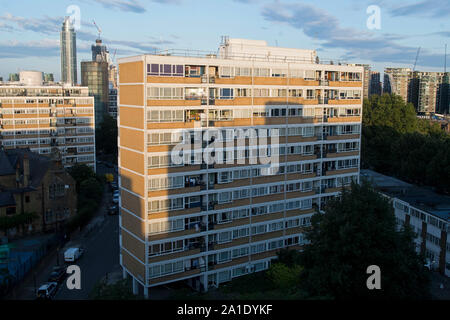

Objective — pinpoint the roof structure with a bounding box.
[361,169,450,222]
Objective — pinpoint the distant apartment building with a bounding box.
[0,148,77,239]
[60,17,77,85]
[8,74,19,82]
[438,72,450,114]
[81,61,109,127]
[384,68,447,114]
[362,170,450,277]
[369,71,382,96]
[44,73,54,83]
[0,73,96,169]
[410,71,446,114]
[383,68,413,103]
[108,86,117,119]
[118,38,363,296]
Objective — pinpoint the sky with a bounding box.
[0,0,449,81]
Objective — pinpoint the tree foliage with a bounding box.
[0,212,38,233]
[90,279,137,300]
[66,164,104,233]
[67,164,97,192]
[362,94,450,193]
[267,262,302,290]
[299,181,431,299]
[96,114,118,156]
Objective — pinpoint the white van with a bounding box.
[64,247,83,262]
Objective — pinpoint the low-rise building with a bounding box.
[0,148,77,240]
[361,169,450,277]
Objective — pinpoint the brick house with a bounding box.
[0,148,77,239]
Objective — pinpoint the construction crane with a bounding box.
[92,20,102,39]
[111,49,117,64]
[413,47,421,72]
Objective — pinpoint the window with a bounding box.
[219,88,234,99]
[218,250,231,262]
[233,227,249,239]
[6,206,16,216]
[148,64,183,77]
[250,243,266,254]
[232,246,249,258]
[219,66,234,78]
[218,231,232,243]
[218,192,232,204]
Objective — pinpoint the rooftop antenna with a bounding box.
[445,44,447,73]
[413,47,421,72]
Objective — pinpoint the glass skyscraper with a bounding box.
[60,17,77,85]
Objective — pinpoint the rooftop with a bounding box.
[130,38,353,66]
[361,169,450,222]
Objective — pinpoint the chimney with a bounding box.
[23,154,30,187]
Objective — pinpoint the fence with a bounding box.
[0,234,57,297]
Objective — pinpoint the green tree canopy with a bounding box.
[96,114,118,156]
[68,164,97,192]
[299,181,430,300]
[362,94,450,193]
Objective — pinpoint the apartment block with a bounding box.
[410,71,446,114]
[108,86,118,119]
[383,68,413,103]
[362,170,450,277]
[0,82,96,169]
[369,71,382,96]
[118,38,363,296]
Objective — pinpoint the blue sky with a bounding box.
[0,0,449,81]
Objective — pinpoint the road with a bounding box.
[8,162,120,300]
[54,213,119,299]
[54,161,120,299]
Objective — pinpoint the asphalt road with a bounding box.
[54,213,120,300]
[54,162,120,300]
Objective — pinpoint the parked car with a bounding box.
[108,204,119,215]
[36,282,58,299]
[48,266,67,283]
[64,247,84,263]
[112,193,119,204]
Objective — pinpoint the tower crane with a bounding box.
[92,20,102,39]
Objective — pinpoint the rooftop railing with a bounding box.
[147,49,349,65]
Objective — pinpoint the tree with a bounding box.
[299,181,431,300]
[362,93,450,193]
[68,164,97,192]
[79,177,103,201]
[96,114,118,157]
[267,262,302,290]
[90,279,137,300]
